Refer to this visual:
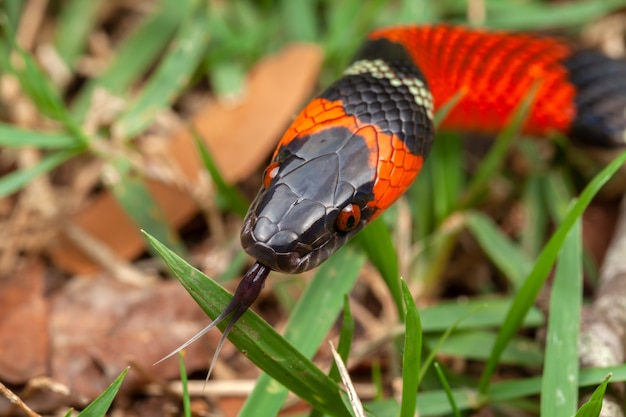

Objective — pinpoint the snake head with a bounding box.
[240,124,376,274]
[241,53,433,274]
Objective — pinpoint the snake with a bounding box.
[161,24,626,373]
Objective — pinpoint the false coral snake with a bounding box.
[162,24,626,372]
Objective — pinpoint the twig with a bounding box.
[0,381,42,417]
[16,0,48,51]
[63,222,156,286]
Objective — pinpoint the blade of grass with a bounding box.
[0,148,80,197]
[280,0,318,42]
[413,366,626,416]
[461,83,539,209]
[420,296,543,332]
[399,279,422,417]
[107,158,187,257]
[330,342,366,417]
[484,0,626,30]
[192,129,249,217]
[433,90,466,128]
[418,306,524,384]
[356,218,403,320]
[178,353,191,417]
[323,0,386,73]
[239,245,365,417]
[145,232,353,417]
[478,149,626,395]
[465,211,533,289]
[362,366,626,416]
[114,0,209,139]
[574,374,611,417]
[309,296,355,417]
[4,33,89,145]
[543,169,575,222]
[71,0,187,121]
[330,296,355,382]
[433,362,460,417]
[425,331,543,367]
[3,2,24,30]
[0,123,78,149]
[520,174,549,257]
[408,142,436,241]
[54,0,102,68]
[76,367,128,417]
[431,132,464,224]
[541,218,582,416]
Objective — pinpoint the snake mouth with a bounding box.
[241,239,312,274]
[240,211,338,274]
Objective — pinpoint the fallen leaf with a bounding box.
[50,277,227,399]
[49,44,324,274]
[0,260,48,384]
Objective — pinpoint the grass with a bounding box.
[3,0,626,416]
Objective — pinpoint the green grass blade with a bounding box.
[399,279,422,417]
[420,297,543,332]
[71,0,186,121]
[323,0,385,72]
[541,218,582,417]
[3,1,24,30]
[108,158,187,257]
[178,353,191,417]
[483,0,626,30]
[431,132,464,224]
[462,83,539,208]
[419,306,509,383]
[114,1,209,139]
[54,0,102,68]
[0,148,80,197]
[77,367,128,417]
[309,296,356,417]
[356,218,404,320]
[5,38,88,144]
[413,366,626,416]
[145,232,354,417]
[0,123,78,149]
[574,374,611,417]
[192,130,249,217]
[426,331,542,367]
[280,0,318,42]
[330,296,356,383]
[465,211,533,289]
[478,149,626,395]
[239,246,365,417]
[520,173,549,257]
[433,362,460,417]
[433,90,465,128]
[543,170,575,222]
[408,144,436,240]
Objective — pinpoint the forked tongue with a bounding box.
[155,261,270,383]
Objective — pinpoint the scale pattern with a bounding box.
[241,24,626,274]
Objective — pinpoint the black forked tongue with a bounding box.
[155,261,270,383]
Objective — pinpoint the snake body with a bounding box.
[241,25,626,274]
[164,25,626,373]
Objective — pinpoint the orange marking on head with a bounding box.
[272,97,425,220]
[272,98,359,159]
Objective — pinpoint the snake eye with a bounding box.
[336,204,361,232]
[262,161,281,189]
